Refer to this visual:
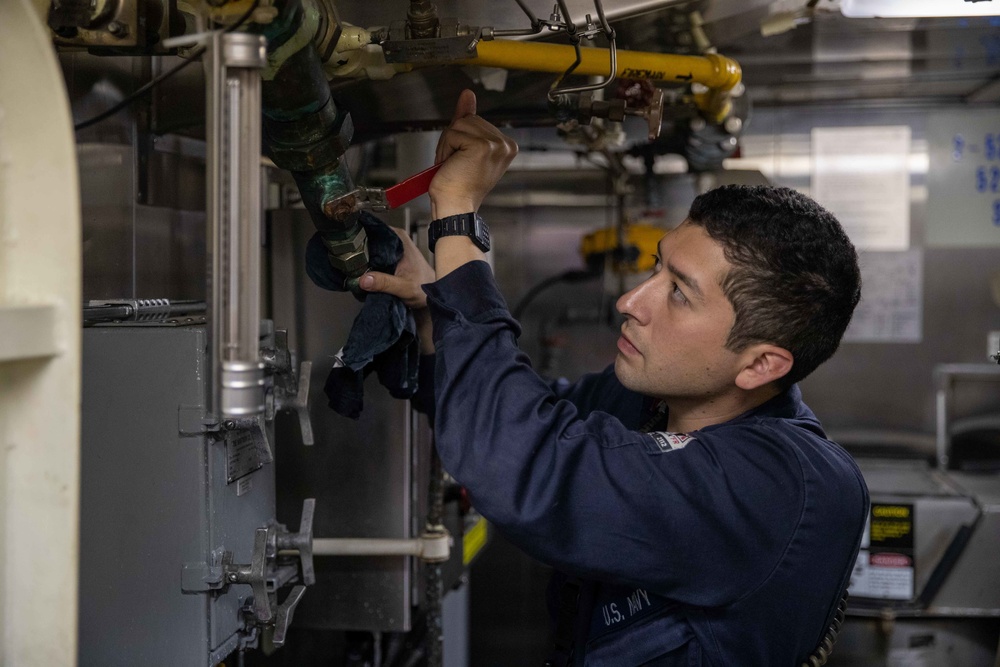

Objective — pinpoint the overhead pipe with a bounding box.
[457,40,742,123]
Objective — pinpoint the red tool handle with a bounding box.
[384,163,442,209]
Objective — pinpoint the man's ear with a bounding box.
[735,344,794,391]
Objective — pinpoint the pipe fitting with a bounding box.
[419,527,451,563]
[407,0,440,38]
[322,191,360,224]
[312,0,343,63]
[266,108,354,172]
[321,226,366,255]
[323,229,369,278]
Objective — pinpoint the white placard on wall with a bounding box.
[812,126,912,251]
[927,109,1000,247]
[844,250,923,343]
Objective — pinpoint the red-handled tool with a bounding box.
[357,163,442,212]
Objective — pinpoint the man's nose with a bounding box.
[617,282,646,324]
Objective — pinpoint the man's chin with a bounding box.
[613,356,637,390]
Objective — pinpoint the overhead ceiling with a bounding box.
[330,0,1000,135]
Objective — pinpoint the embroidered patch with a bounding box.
[649,431,695,451]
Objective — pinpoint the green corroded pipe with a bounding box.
[253,0,366,276]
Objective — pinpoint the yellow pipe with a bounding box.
[456,40,741,123]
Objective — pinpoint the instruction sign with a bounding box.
[225,429,264,483]
[927,109,1000,247]
[849,503,916,601]
[812,126,911,251]
[844,250,923,343]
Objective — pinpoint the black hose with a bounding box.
[511,269,600,321]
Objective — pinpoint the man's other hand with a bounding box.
[360,227,434,309]
[360,227,436,353]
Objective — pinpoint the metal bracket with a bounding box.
[178,404,220,437]
[382,18,480,63]
[180,561,225,592]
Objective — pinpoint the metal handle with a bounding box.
[247,528,272,622]
[274,361,314,445]
[225,527,273,623]
[277,498,316,585]
[272,585,306,647]
[295,361,314,446]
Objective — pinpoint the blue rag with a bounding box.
[305,211,419,419]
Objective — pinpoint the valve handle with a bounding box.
[297,498,316,585]
[272,585,307,647]
[274,360,314,445]
[249,528,273,622]
[276,498,316,585]
[295,361,314,445]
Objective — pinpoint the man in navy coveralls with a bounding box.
[358,90,869,666]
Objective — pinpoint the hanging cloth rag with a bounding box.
[305,211,419,419]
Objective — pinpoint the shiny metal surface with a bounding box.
[206,32,267,418]
[220,361,267,416]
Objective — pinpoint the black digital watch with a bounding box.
[427,212,491,253]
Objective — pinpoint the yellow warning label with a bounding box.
[871,520,912,541]
[869,503,914,550]
[873,505,911,519]
[463,517,488,566]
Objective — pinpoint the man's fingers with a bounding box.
[359,271,403,296]
[452,89,477,123]
[360,270,428,309]
[438,90,478,163]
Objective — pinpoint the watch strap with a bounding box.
[428,212,490,253]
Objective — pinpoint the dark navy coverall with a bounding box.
[420,261,870,666]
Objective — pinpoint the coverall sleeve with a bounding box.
[410,353,437,418]
[423,261,805,608]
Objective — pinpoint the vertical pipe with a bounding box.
[425,443,445,667]
[935,387,949,471]
[206,32,268,418]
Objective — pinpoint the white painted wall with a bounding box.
[0,0,81,664]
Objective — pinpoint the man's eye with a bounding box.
[671,282,689,305]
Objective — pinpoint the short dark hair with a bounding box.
[687,185,861,388]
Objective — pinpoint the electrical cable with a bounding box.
[72,0,260,132]
[511,269,600,321]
